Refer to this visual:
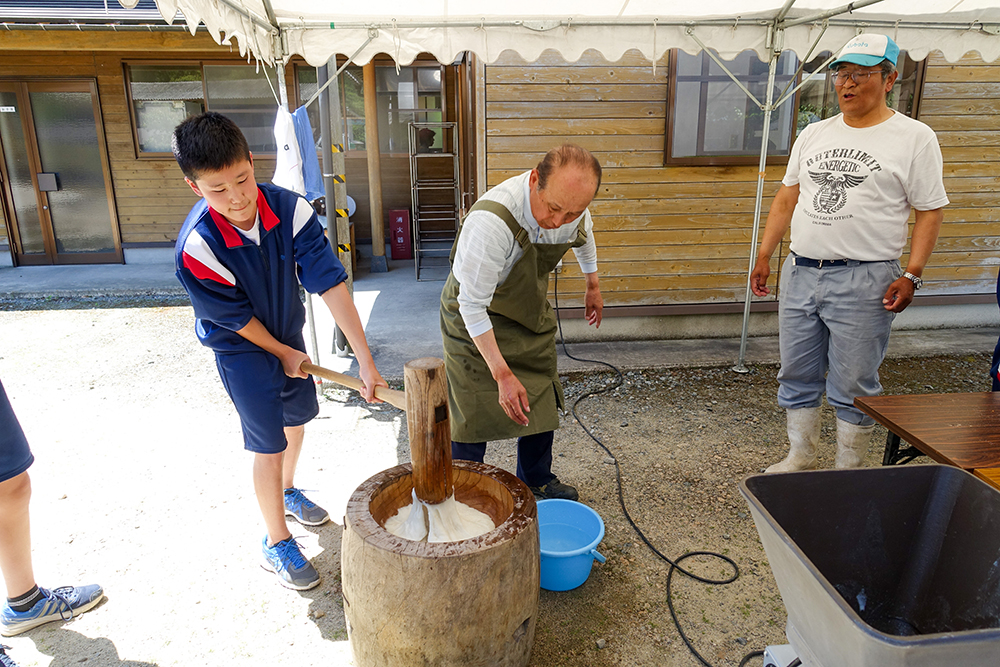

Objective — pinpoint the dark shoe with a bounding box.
[0,644,21,667]
[530,478,579,501]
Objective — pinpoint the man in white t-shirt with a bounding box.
[750,33,948,472]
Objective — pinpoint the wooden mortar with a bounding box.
[340,358,540,666]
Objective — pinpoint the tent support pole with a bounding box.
[733,35,780,374]
[731,23,853,373]
[319,62,354,357]
[781,0,885,29]
[275,45,324,375]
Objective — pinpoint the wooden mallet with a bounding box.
[301,362,407,410]
[303,358,453,505]
[403,357,453,505]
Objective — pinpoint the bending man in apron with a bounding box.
[441,145,603,501]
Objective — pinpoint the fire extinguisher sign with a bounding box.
[389,210,412,260]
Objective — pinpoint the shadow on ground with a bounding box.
[26,625,158,667]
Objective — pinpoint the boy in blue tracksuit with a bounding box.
[172,112,386,590]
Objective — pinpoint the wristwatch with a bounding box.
[903,271,923,290]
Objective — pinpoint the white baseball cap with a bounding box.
[829,33,900,69]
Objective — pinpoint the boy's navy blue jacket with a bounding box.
[175,183,347,354]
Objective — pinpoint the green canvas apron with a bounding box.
[440,199,587,443]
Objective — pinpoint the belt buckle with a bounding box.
[817,259,824,268]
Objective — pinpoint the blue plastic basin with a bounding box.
[537,499,606,591]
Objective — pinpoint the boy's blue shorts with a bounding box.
[0,379,34,483]
[215,336,319,454]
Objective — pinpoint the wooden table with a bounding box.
[854,392,1000,489]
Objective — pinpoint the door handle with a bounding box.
[37,173,59,192]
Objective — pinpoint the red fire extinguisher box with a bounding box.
[388,209,412,260]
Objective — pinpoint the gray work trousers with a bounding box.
[776,254,901,425]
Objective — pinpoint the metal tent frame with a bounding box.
[119,0,999,369]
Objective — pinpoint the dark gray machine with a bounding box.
[741,465,1000,667]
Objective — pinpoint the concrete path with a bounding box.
[1,258,997,380]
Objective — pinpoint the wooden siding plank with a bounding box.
[594,213,766,231]
[945,192,1000,207]
[486,118,665,136]
[486,83,666,102]
[593,229,753,245]
[553,266,996,294]
[0,31,225,53]
[936,212,1000,225]
[589,197,760,216]
[923,82,1000,99]
[919,99,1000,115]
[922,115,1000,132]
[940,146,1000,162]
[1,64,100,77]
[488,135,662,152]
[487,151,665,169]
[923,66,1000,83]
[551,278,999,307]
[548,289,768,307]
[486,101,664,119]
[942,176,1000,192]
[556,273,761,291]
[486,67,668,85]
[489,165,787,184]
[596,244,751,261]
[931,236,1000,252]
[562,256,753,274]
[944,160,1000,178]
[912,250,1000,266]
[595,181,781,200]
[934,131,1000,147]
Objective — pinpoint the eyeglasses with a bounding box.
[833,69,881,86]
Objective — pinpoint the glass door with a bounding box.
[0,80,121,265]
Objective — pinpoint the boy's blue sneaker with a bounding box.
[261,536,320,590]
[283,487,329,526]
[1,585,104,637]
[0,644,21,667]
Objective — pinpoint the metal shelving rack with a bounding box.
[408,121,460,281]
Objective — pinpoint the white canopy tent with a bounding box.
[136,0,1000,370]
[145,1,1000,66]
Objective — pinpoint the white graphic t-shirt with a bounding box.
[782,111,949,261]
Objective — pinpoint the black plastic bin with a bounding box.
[740,465,1000,667]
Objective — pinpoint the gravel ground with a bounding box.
[0,297,995,667]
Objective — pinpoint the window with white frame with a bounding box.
[127,63,279,155]
[665,49,924,166]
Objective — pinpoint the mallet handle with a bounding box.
[301,362,407,411]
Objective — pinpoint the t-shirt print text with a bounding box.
[804,148,883,219]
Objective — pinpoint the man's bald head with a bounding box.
[528,145,602,230]
[536,144,602,197]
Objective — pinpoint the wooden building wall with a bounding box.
[484,49,999,310]
[918,52,1000,295]
[0,31,281,251]
[2,34,996,304]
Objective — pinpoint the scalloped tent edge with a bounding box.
[143,1,1000,66]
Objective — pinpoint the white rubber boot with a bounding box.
[766,407,820,472]
[834,418,874,469]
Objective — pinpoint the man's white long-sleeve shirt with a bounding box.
[451,171,598,338]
